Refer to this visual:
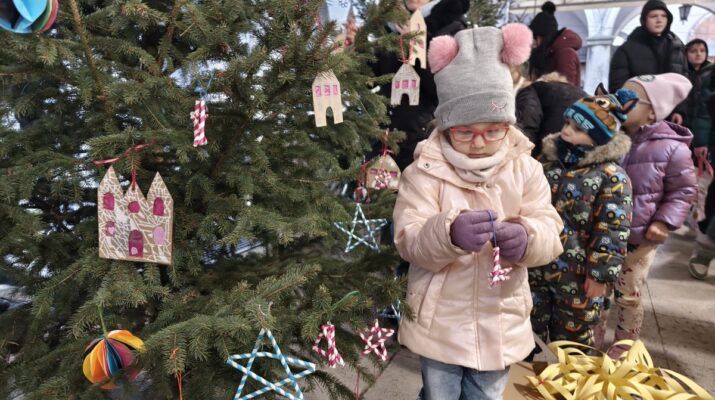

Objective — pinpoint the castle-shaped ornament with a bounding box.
[408,9,427,69]
[98,167,174,265]
[312,70,343,127]
[390,63,420,106]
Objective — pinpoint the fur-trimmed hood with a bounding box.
[541,131,632,167]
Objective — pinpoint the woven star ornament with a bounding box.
[82,330,144,389]
[227,328,316,400]
[360,319,394,361]
[312,322,344,368]
[334,202,388,253]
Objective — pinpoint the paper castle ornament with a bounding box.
[366,154,401,191]
[312,70,344,127]
[408,9,427,69]
[390,63,420,106]
[98,167,174,265]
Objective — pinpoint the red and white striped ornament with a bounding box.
[312,322,344,368]
[359,319,394,361]
[489,246,512,287]
[372,169,391,190]
[190,99,208,147]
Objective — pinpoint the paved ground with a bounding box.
[314,230,715,399]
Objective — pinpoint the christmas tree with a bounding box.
[0,0,414,398]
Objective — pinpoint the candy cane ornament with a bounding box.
[359,319,394,361]
[312,322,344,368]
[190,99,208,147]
[488,211,512,287]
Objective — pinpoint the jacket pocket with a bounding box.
[406,267,448,330]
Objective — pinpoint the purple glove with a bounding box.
[494,221,528,262]
[450,210,496,252]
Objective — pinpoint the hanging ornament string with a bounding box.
[97,305,108,337]
[354,162,370,204]
[170,336,184,400]
[93,141,157,192]
[398,35,409,64]
[488,211,512,287]
[381,130,393,157]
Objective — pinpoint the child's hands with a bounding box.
[584,277,606,298]
[494,222,528,262]
[450,210,495,252]
[645,221,669,242]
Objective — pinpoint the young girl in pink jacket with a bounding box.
[393,24,564,399]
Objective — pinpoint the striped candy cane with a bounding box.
[312,322,344,368]
[190,99,208,147]
[359,319,394,361]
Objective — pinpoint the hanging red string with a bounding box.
[93,140,157,192]
[355,370,361,400]
[170,337,183,400]
[398,35,409,64]
[381,130,393,157]
[354,162,370,203]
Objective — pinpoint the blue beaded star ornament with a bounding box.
[334,184,388,252]
[227,328,316,400]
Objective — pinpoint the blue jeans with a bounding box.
[418,356,510,400]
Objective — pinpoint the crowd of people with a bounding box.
[345,0,714,398]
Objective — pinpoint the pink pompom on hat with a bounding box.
[427,23,532,130]
[626,73,693,122]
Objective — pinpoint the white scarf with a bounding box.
[439,134,509,183]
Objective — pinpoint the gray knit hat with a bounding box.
[428,24,533,130]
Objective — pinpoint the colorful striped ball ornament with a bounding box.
[82,330,144,389]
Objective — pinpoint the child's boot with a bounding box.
[688,233,715,280]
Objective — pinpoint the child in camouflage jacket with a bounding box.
[529,85,637,349]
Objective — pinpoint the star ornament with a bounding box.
[360,319,395,361]
[334,203,388,252]
[227,328,316,400]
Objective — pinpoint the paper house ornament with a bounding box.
[366,154,401,191]
[408,9,427,69]
[98,167,173,265]
[390,64,420,106]
[312,70,344,127]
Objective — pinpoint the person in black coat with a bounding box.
[609,0,688,123]
[371,0,469,170]
[516,72,587,157]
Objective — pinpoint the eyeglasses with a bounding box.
[448,125,509,143]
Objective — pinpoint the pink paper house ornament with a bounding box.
[391,64,420,106]
[312,70,344,127]
[98,167,174,265]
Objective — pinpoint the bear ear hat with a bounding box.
[500,23,532,66]
[428,35,459,74]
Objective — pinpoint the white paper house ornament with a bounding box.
[408,9,427,69]
[312,70,344,127]
[391,64,420,106]
[98,167,174,265]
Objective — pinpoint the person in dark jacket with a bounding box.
[371,0,469,171]
[684,39,713,152]
[608,0,687,123]
[516,72,587,157]
[528,2,583,86]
